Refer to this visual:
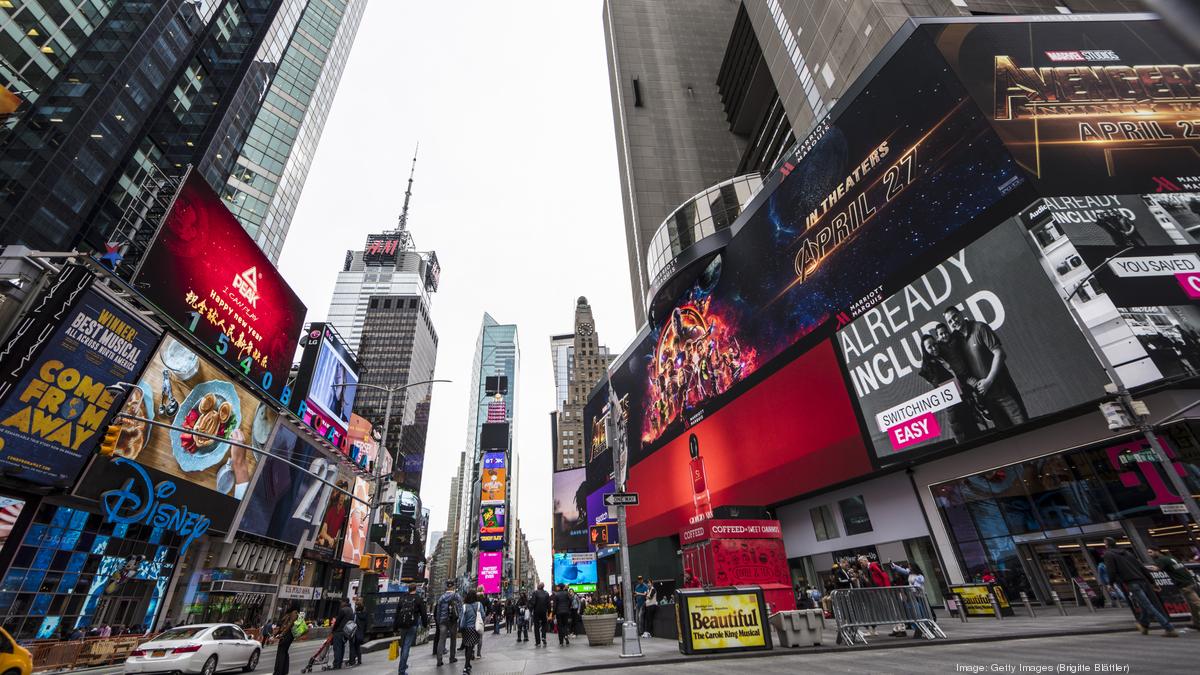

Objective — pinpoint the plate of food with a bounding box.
[169,380,241,472]
[113,381,154,461]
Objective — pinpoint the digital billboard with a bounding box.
[928,17,1200,197]
[0,287,156,486]
[480,504,505,534]
[293,323,358,449]
[345,413,377,471]
[238,423,337,546]
[552,468,588,553]
[634,29,1027,450]
[626,342,872,544]
[480,452,506,504]
[835,219,1110,461]
[341,476,372,564]
[1023,193,1200,390]
[552,552,597,588]
[479,551,503,595]
[130,334,278,499]
[135,171,306,401]
[311,469,352,560]
[585,480,616,553]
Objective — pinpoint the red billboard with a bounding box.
[135,172,306,401]
[625,341,872,545]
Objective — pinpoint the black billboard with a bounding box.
[928,17,1200,197]
[834,219,1109,462]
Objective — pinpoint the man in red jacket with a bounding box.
[859,556,905,636]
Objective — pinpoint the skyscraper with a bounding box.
[455,313,519,587]
[0,0,366,263]
[552,297,612,471]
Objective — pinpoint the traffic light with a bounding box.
[359,554,372,570]
[98,424,122,457]
[371,554,389,575]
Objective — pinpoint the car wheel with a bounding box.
[243,649,260,673]
[201,655,218,675]
[4,668,21,675]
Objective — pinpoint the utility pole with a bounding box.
[606,373,642,658]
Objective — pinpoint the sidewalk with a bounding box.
[357,606,1160,674]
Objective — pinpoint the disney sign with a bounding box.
[100,457,211,554]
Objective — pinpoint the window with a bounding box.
[810,504,839,541]
[838,495,873,535]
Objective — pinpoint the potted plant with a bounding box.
[582,602,619,646]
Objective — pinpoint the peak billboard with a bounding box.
[135,171,306,402]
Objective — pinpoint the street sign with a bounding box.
[603,492,639,506]
[1160,503,1188,514]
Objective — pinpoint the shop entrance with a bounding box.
[1020,538,1107,606]
[95,580,154,630]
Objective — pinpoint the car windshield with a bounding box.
[153,627,208,641]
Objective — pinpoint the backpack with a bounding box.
[342,615,358,639]
[396,594,418,629]
[291,612,308,638]
[437,592,459,623]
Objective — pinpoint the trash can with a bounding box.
[769,609,825,647]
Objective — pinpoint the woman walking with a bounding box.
[272,603,300,675]
[460,590,484,674]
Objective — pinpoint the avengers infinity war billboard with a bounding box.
[635,27,1028,449]
[135,171,306,401]
[926,17,1200,197]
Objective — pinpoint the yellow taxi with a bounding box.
[0,627,31,675]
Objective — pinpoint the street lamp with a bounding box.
[333,379,451,520]
[604,367,643,658]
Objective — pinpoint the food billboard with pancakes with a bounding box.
[119,334,277,499]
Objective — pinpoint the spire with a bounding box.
[398,143,418,232]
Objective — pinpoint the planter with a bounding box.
[582,613,618,646]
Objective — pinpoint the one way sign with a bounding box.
[603,492,639,506]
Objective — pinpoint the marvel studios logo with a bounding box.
[1045,49,1120,62]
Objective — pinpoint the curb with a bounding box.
[541,624,1138,673]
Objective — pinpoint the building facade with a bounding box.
[552,297,612,471]
[0,0,365,263]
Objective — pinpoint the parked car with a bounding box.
[0,627,31,675]
[123,624,260,675]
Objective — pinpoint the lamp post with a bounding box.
[605,369,642,658]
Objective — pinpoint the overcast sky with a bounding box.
[278,0,635,583]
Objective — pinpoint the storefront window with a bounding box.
[810,504,839,542]
[838,496,873,535]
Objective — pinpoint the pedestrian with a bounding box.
[890,561,935,636]
[552,584,573,646]
[434,580,463,667]
[459,590,483,675]
[349,597,366,666]
[641,583,658,638]
[1148,546,1200,629]
[530,582,551,647]
[475,586,487,658]
[515,591,530,642]
[392,584,427,675]
[633,576,649,633]
[331,598,354,669]
[505,598,516,634]
[683,568,702,589]
[1103,537,1179,637]
[272,603,300,675]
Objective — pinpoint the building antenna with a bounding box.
[398,142,418,232]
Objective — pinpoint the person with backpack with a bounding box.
[530,582,551,646]
[349,598,366,666]
[392,584,427,675]
[331,599,354,669]
[1103,537,1179,637]
[1148,547,1200,629]
[459,589,484,675]
[434,580,463,666]
[272,603,301,675]
[515,591,530,642]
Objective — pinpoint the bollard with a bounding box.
[1019,592,1036,618]
[988,593,1003,620]
[1050,591,1068,617]
[954,594,969,622]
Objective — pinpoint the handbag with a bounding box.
[387,640,399,661]
[291,612,308,638]
[474,603,484,632]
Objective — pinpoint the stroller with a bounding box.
[300,633,335,673]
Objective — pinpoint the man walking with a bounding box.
[433,580,463,666]
[553,584,573,646]
[531,582,551,647]
[393,585,427,675]
[330,599,354,669]
[1148,546,1200,629]
[1103,537,1179,637]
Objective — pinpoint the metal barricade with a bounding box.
[829,586,947,646]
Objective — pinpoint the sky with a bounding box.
[277,0,636,583]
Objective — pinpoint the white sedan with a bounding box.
[124,624,261,675]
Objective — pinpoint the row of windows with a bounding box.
[810,495,874,542]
